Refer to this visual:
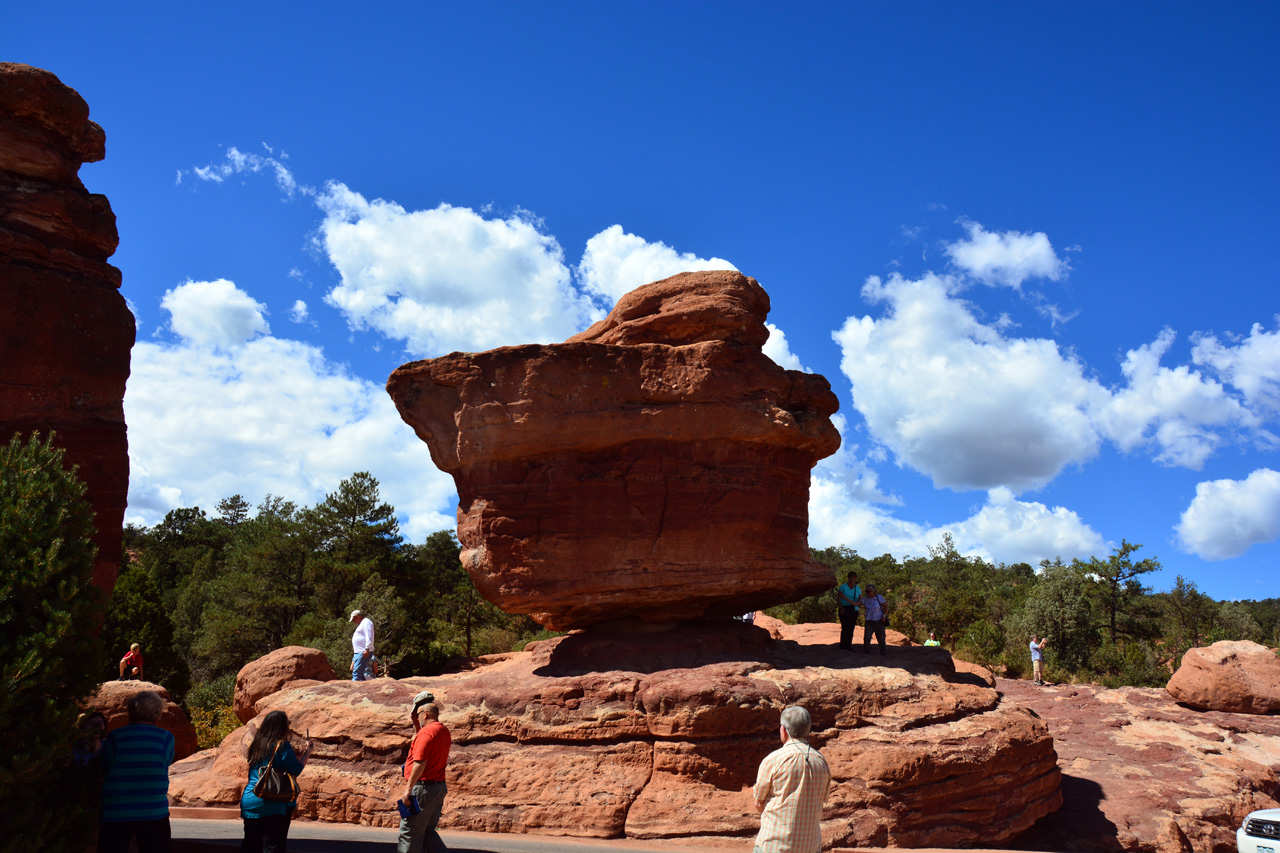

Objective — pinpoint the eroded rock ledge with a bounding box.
[171,624,1060,849]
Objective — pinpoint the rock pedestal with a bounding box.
[386,271,841,630]
[171,629,1060,848]
[0,63,133,598]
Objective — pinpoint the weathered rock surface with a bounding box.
[234,645,338,724]
[87,680,199,760]
[1166,640,1280,715]
[1002,676,1280,853]
[386,271,841,630]
[171,627,1060,848]
[0,63,133,597]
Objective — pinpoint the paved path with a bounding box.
[171,818,749,853]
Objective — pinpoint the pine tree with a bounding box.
[0,433,106,851]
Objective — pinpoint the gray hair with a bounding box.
[127,690,165,723]
[779,705,811,740]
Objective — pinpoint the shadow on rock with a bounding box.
[1004,774,1121,852]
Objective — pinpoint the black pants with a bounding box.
[98,818,171,853]
[838,606,859,648]
[241,812,293,853]
[863,618,886,654]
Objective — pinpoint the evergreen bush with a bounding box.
[0,433,106,852]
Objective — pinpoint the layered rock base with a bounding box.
[172,623,1060,849]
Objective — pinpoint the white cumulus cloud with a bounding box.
[316,182,602,356]
[577,224,737,302]
[834,271,1107,492]
[945,220,1067,288]
[1192,319,1280,417]
[289,300,309,323]
[808,478,1104,566]
[162,279,270,348]
[1099,328,1252,469]
[126,279,456,541]
[1175,468,1280,560]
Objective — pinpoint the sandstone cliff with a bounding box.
[0,63,133,597]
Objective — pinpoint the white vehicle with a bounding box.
[1239,808,1280,853]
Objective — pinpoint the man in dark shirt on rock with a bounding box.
[397,691,451,853]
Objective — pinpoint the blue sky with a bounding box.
[6,4,1278,602]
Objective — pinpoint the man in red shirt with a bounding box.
[397,691,451,853]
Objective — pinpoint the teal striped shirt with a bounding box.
[100,723,175,822]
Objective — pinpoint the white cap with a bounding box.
[349,609,363,621]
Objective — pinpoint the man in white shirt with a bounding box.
[350,609,375,681]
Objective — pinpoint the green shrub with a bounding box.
[0,433,106,852]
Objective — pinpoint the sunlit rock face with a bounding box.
[386,271,840,630]
[0,63,134,598]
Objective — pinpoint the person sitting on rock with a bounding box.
[924,632,941,647]
[752,705,830,853]
[119,643,144,680]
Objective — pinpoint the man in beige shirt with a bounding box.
[752,705,830,853]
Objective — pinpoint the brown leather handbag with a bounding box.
[252,741,300,802]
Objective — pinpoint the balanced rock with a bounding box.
[234,645,338,724]
[1166,640,1280,714]
[171,626,1060,847]
[0,63,133,597]
[89,680,198,760]
[386,271,841,630]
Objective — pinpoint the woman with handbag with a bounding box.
[240,710,312,852]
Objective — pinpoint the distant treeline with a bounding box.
[106,473,552,733]
[768,536,1279,686]
[107,473,1279,739]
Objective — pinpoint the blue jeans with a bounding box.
[352,651,373,681]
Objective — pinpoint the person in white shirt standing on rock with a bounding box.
[350,609,375,681]
[752,705,830,853]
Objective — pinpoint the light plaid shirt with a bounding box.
[753,738,830,853]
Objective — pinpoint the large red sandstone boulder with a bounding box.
[1166,640,1280,714]
[171,623,1060,848]
[88,680,198,760]
[0,63,133,598]
[386,271,841,630]
[234,646,338,724]
[1000,676,1280,853]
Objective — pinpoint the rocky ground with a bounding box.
[998,676,1280,852]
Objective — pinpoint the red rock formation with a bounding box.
[1166,640,1280,714]
[170,629,1060,848]
[234,645,338,724]
[87,680,199,760]
[1001,676,1280,852]
[0,63,133,599]
[386,271,841,630]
